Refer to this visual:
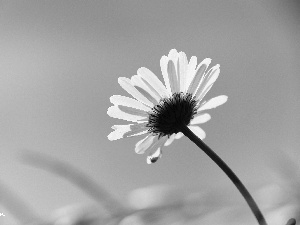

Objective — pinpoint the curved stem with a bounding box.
[179,124,267,225]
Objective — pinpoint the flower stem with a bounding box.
[179,124,267,225]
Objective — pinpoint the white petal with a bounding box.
[164,134,175,146]
[203,65,220,89]
[107,106,147,122]
[167,60,179,93]
[110,95,150,112]
[168,49,180,93]
[131,75,160,103]
[190,113,211,125]
[111,124,131,130]
[125,123,149,137]
[187,58,211,96]
[137,67,169,98]
[108,131,124,141]
[118,105,149,117]
[198,95,228,112]
[108,124,132,141]
[147,148,162,164]
[175,132,184,139]
[178,52,188,92]
[135,85,158,105]
[168,49,179,66]
[135,135,156,154]
[127,130,148,137]
[185,56,197,91]
[195,65,220,101]
[160,55,172,96]
[108,123,148,141]
[196,82,213,104]
[118,77,154,107]
[188,126,206,139]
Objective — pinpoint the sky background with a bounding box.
[0,1,299,224]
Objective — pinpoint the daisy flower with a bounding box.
[107,49,227,164]
[107,49,274,225]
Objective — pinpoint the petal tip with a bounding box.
[220,95,228,103]
[147,153,162,164]
[107,135,114,141]
[169,48,178,53]
[107,106,114,116]
[118,77,125,82]
[107,132,121,141]
[147,148,162,164]
[202,58,212,65]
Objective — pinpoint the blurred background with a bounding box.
[0,0,299,224]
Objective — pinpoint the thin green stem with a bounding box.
[179,124,267,225]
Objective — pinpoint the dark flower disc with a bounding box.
[146,92,198,138]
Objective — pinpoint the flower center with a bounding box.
[146,92,198,137]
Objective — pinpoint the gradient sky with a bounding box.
[0,1,299,224]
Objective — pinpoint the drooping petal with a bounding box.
[135,135,157,154]
[167,60,179,93]
[137,67,169,98]
[160,55,172,96]
[178,51,188,92]
[187,58,211,96]
[195,65,220,101]
[164,134,175,146]
[107,106,147,122]
[190,113,211,125]
[198,95,228,112]
[146,136,168,164]
[118,77,154,107]
[188,126,206,139]
[110,95,150,112]
[131,75,160,103]
[147,148,162,164]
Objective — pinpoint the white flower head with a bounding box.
[108,49,227,164]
